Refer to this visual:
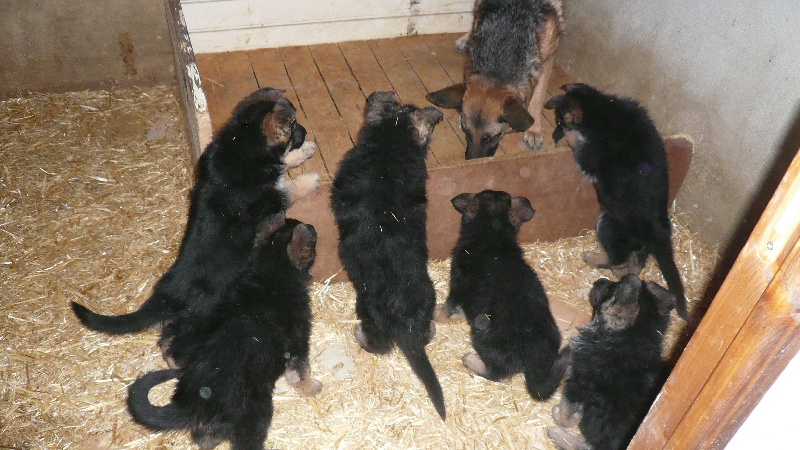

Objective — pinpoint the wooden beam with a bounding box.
[631,147,800,448]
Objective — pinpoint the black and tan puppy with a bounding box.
[436,190,564,400]
[547,274,675,450]
[545,83,688,319]
[127,213,320,450]
[426,0,564,158]
[71,88,319,334]
[330,91,446,420]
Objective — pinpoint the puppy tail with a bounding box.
[652,240,688,320]
[127,369,190,431]
[396,336,446,421]
[525,345,571,401]
[71,291,177,335]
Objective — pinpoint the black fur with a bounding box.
[330,91,447,420]
[548,274,675,450]
[441,190,564,400]
[71,88,317,334]
[127,214,319,450]
[545,83,688,319]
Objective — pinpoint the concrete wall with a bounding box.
[0,0,175,98]
[556,0,800,256]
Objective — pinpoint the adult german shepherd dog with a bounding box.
[72,88,319,334]
[426,0,564,159]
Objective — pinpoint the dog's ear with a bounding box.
[646,281,677,317]
[254,211,286,244]
[545,94,565,110]
[510,196,535,226]
[410,107,444,144]
[365,91,401,123]
[451,193,476,216]
[288,224,317,270]
[502,98,535,132]
[561,83,589,93]
[426,84,466,110]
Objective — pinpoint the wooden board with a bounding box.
[630,145,800,449]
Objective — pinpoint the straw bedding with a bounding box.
[0,87,717,449]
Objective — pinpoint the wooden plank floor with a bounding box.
[195,33,572,181]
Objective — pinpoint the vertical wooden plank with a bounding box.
[395,35,467,164]
[194,54,228,135]
[631,148,800,448]
[281,46,353,175]
[214,51,259,120]
[247,48,328,179]
[308,44,365,142]
[666,243,800,448]
[338,40,394,97]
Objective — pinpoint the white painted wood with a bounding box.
[180,0,474,53]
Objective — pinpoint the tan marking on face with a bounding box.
[462,77,515,140]
[601,300,640,331]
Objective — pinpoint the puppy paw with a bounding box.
[283,141,318,168]
[462,353,489,378]
[285,370,323,397]
[454,33,470,53]
[581,250,610,268]
[434,303,465,323]
[427,321,437,342]
[296,378,323,397]
[523,130,545,151]
[284,173,320,204]
[547,426,588,450]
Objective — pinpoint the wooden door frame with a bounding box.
[631,147,800,448]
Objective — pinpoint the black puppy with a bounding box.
[547,274,675,450]
[72,88,319,333]
[127,212,320,450]
[545,83,688,319]
[436,190,564,400]
[330,91,446,420]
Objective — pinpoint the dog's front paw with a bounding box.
[523,130,545,151]
[462,353,489,377]
[285,173,320,204]
[454,33,470,53]
[284,141,318,168]
[547,426,588,450]
[297,378,322,397]
[434,303,465,323]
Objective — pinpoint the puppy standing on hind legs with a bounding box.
[127,212,321,450]
[330,91,447,420]
[70,88,320,335]
[545,83,688,319]
[427,0,564,159]
[436,190,566,401]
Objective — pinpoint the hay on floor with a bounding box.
[0,87,717,449]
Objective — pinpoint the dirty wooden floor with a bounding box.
[195,33,572,181]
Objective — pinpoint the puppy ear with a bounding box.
[410,107,444,144]
[617,274,643,303]
[365,91,401,123]
[502,98,535,132]
[426,84,466,110]
[646,281,677,317]
[510,197,535,225]
[288,224,317,270]
[451,193,476,215]
[561,83,589,93]
[544,94,565,110]
[254,211,286,244]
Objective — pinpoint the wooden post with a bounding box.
[630,148,800,448]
